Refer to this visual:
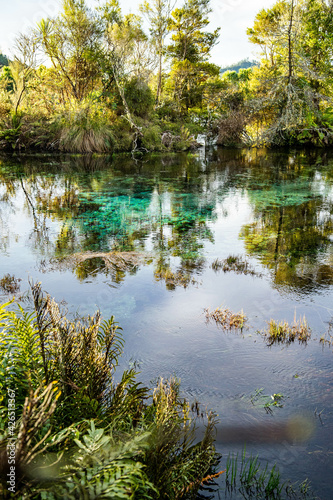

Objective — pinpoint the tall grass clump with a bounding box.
[55,99,116,153]
[0,282,220,498]
[265,313,311,346]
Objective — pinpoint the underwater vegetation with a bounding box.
[154,267,198,290]
[205,306,247,331]
[211,255,260,277]
[0,273,21,294]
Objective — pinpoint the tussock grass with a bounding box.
[205,306,247,330]
[265,314,311,345]
[59,124,115,153]
[56,101,116,153]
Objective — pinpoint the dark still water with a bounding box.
[1,148,333,498]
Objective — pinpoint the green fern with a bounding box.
[0,286,221,500]
[0,301,43,409]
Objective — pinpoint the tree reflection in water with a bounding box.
[0,149,333,292]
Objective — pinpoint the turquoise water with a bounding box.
[0,148,333,498]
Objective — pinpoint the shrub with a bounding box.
[124,77,155,118]
[140,124,162,151]
[111,116,135,152]
[216,110,248,146]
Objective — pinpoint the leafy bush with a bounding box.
[124,77,155,118]
[140,124,162,151]
[110,116,135,152]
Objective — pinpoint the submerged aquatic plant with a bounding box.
[205,306,247,331]
[211,255,261,277]
[250,388,285,414]
[320,320,333,348]
[0,273,21,293]
[154,267,198,289]
[265,314,311,346]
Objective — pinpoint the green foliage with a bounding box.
[111,117,135,151]
[37,0,103,102]
[0,300,43,409]
[142,378,220,499]
[141,123,162,150]
[0,65,14,92]
[0,53,9,67]
[55,100,116,153]
[166,0,220,114]
[245,0,333,146]
[45,421,157,499]
[167,0,219,64]
[2,0,333,149]
[0,127,21,148]
[0,283,220,498]
[124,77,155,118]
[30,282,130,423]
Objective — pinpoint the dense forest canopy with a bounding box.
[0,0,333,152]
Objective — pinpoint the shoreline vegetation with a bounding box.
[1,0,333,154]
[0,283,315,498]
[0,282,221,499]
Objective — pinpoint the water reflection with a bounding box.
[1,149,333,293]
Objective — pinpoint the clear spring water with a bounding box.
[0,148,332,498]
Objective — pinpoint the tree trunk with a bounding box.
[287,0,295,84]
[156,40,163,104]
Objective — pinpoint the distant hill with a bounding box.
[220,59,258,73]
[0,53,9,68]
